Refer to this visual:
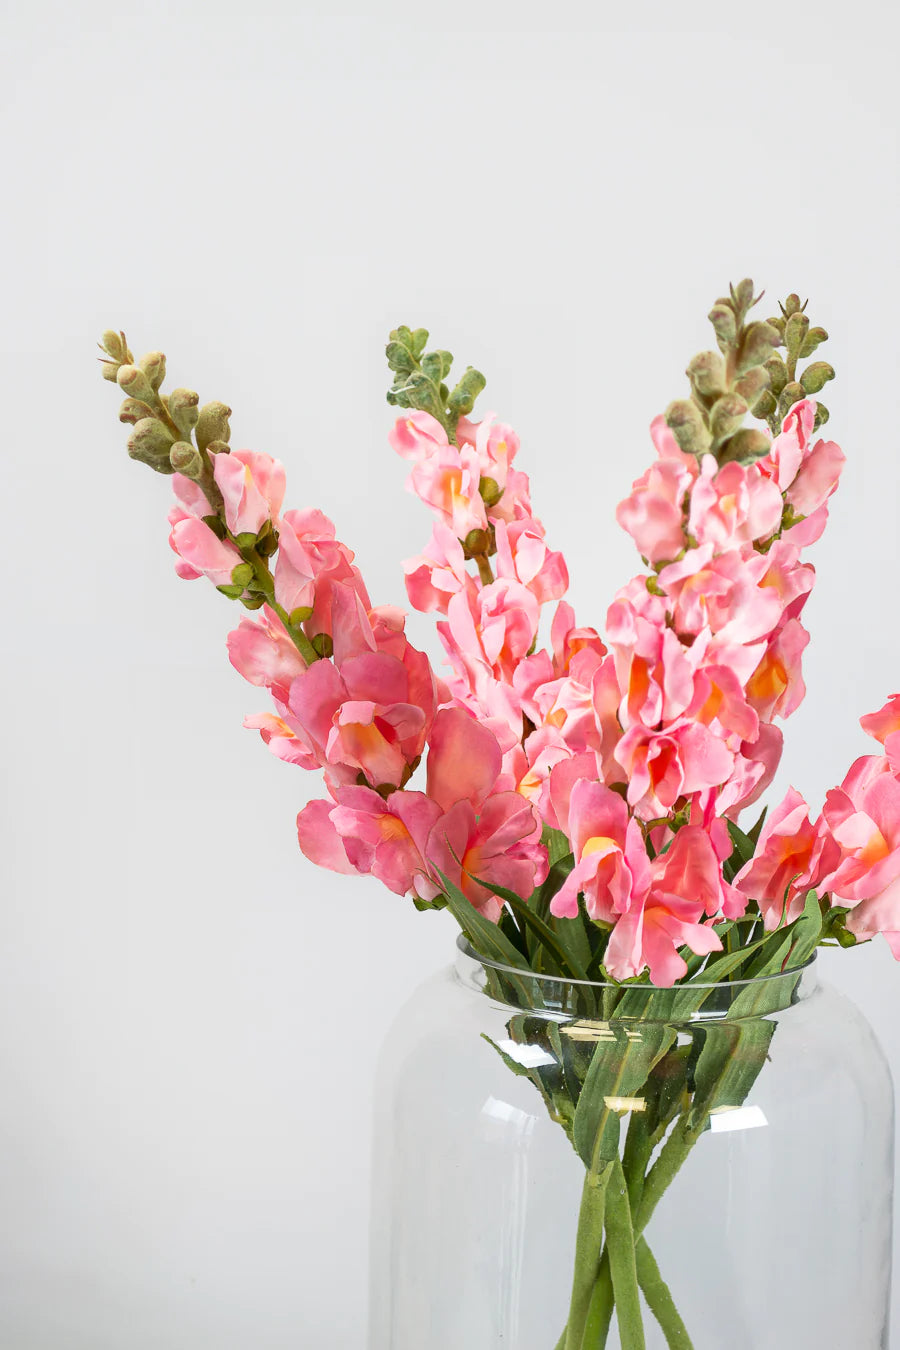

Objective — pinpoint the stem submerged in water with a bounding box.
[564,1164,613,1349]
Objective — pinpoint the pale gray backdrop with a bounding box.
[2,1,898,1345]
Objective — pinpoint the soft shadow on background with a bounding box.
[2,1,898,1345]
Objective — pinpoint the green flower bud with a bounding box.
[686,350,726,399]
[386,341,416,375]
[717,428,771,465]
[708,303,737,353]
[202,514,227,539]
[781,294,804,317]
[289,605,314,626]
[230,562,255,589]
[241,595,266,610]
[764,354,789,396]
[463,528,490,556]
[127,417,175,472]
[813,403,830,429]
[777,380,806,419]
[799,326,828,359]
[766,315,786,339]
[479,476,502,508]
[116,363,158,405]
[256,527,279,558]
[101,329,130,361]
[784,311,810,361]
[411,328,429,358]
[754,391,778,420]
[195,401,232,452]
[312,632,334,659]
[100,360,120,382]
[800,361,835,394]
[205,439,230,456]
[665,399,711,457]
[710,393,748,441]
[730,278,756,316]
[735,321,780,376]
[447,366,486,419]
[390,326,416,352]
[235,531,260,550]
[139,351,166,391]
[734,367,770,405]
[119,397,157,425]
[169,441,204,477]
[167,387,200,439]
[216,583,244,600]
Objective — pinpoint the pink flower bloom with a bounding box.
[493,518,569,605]
[457,412,521,493]
[606,597,694,729]
[227,604,308,702]
[298,786,443,898]
[614,720,735,818]
[274,509,370,642]
[760,399,816,492]
[744,619,810,722]
[276,650,436,790]
[604,893,722,986]
[511,726,576,821]
[389,410,450,463]
[717,723,784,818]
[786,437,845,517]
[213,449,286,537]
[440,579,540,688]
[616,457,695,564]
[425,792,544,920]
[658,545,783,645]
[408,443,488,538]
[860,695,900,753]
[550,779,650,922]
[734,787,839,928]
[486,467,533,524]
[687,457,782,551]
[425,707,503,813]
[551,602,607,674]
[168,512,243,586]
[403,525,473,614]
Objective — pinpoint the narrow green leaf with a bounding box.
[435,869,532,976]
[784,889,823,968]
[572,1023,675,1171]
[472,873,590,981]
[541,824,573,868]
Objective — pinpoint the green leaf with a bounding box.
[541,825,572,868]
[435,869,532,982]
[688,1018,776,1130]
[471,874,590,981]
[572,1023,675,1171]
[785,889,823,968]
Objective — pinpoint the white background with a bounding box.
[3,1,899,1345]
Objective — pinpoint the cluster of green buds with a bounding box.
[385,326,486,444]
[665,281,834,468]
[97,330,232,510]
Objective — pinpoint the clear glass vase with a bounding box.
[369,937,894,1349]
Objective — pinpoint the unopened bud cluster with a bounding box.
[665,281,835,468]
[386,325,486,444]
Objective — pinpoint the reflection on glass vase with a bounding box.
[369,938,894,1350]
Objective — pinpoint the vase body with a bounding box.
[369,938,894,1349]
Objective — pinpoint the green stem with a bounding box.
[634,1239,694,1349]
[604,1157,645,1349]
[579,1255,614,1347]
[634,1117,701,1238]
[243,551,318,664]
[564,1165,613,1350]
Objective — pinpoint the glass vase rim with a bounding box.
[455,933,818,993]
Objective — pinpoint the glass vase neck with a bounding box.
[453,935,819,1020]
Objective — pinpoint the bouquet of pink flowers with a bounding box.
[99,281,896,1347]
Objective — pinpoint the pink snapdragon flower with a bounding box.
[549,778,723,984]
[457,412,521,494]
[819,755,900,954]
[687,457,782,551]
[403,525,473,614]
[228,604,308,703]
[389,410,449,463]
[616,457,696,564]
[297,787,443,899]
[493,518,569,605]
[614,719,735,817]
[408,443,488,538]
[734,787,839,929]
[658,546,783,644]
[213,449,286,537]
